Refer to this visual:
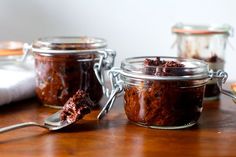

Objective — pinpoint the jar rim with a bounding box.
[32,36,107,54]
[172,23,233,36]
[120,56,210,80]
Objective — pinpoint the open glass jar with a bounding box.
[24,37,116,108]
[172,23,233,100]
[97,56,235,129]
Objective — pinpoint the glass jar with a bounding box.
[0,41,34,68]
[0,41,23,56]
[0,41,24,63]
[172,23,233,100]
[97,56,234,129]
[24,36,116,108]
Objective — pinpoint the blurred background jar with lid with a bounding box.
[172,23,233,100]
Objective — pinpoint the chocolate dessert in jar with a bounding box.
[24,37,116,108]
[172,23,233,100]
[98,56,232,129]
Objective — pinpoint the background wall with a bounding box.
[0,0,236,80]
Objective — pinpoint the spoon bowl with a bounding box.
[44,110,62,126]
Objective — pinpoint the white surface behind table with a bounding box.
[0,0,235,81]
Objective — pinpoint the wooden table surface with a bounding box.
[1,90,236,157]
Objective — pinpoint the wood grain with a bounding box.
[1,90,236,157]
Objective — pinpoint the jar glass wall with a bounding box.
[34,53,102,107]
[123,78,206,129]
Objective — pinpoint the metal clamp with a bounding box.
[20,43,32,62]
[97,68,123,120]
[94,49,116,97]
[210,70,236,100]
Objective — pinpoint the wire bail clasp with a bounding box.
[94,49,116,97]
[97,68,123,120]
[21,43,32,62]
[210,70,236,100]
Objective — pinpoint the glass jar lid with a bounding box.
[120,56,209,80]
[172,23,233,36]
[32,36,107,54]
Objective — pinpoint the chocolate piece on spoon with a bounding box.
[60,90,95,123]
[0,90,95,133]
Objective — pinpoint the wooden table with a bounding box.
[1,90,236,157]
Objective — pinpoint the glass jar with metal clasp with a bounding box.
[97,56,236,129]
[172,23,233,100]
[23,36,116,108]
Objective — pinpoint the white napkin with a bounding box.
[0,62,35,106]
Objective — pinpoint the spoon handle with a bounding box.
[0,122,48,133]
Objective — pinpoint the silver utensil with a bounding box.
[44,110,62,126]
[97,87,119,120]
[0,110,73,133]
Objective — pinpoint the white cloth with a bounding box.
[0,62,35,106]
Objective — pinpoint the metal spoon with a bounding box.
[0,110,73,133]
[44,110,62,126]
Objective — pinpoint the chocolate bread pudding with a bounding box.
[35,53,103,107]
[144,57,185,76]
[124,57,205,127]
[60,89,95,123]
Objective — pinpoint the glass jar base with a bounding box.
[44,104,63,109]
[204,95,220,101]
[132,121,197,130]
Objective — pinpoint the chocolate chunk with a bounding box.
[144,57,185,76]
[60,89,95,123]
[144,57,164,66]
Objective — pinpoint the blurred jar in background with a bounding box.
[172,23,233,100]
[0,41,23,60]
